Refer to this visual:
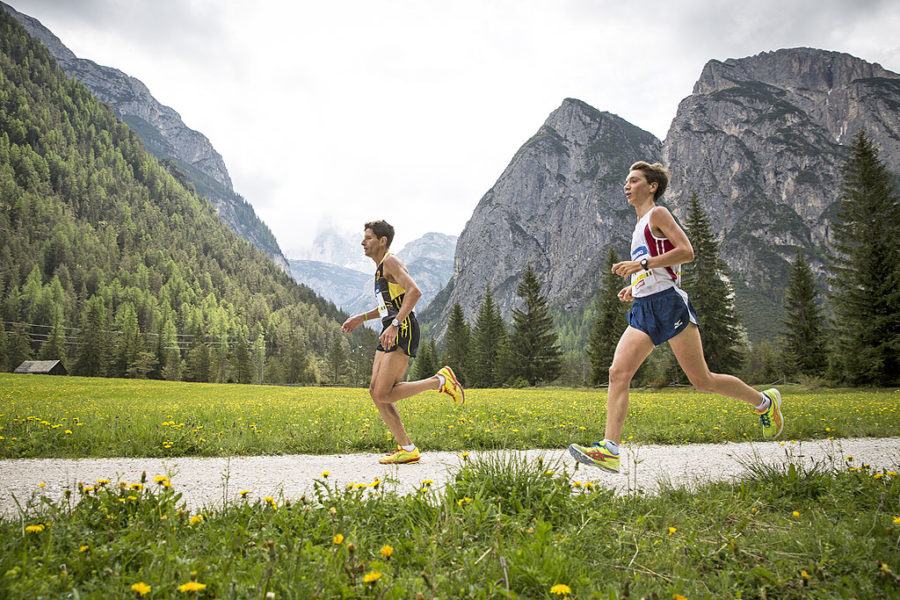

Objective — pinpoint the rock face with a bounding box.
[2,2,290,273]
[662,49,900,336]
[396,232,457,311]
[429,99,661,333]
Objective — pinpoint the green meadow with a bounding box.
[1,374,898,459]
[1,374,899,598]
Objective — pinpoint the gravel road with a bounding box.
[2,438,898,517]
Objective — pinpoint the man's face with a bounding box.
[624,169,655,205]
[362,228,385,258]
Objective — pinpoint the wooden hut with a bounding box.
[13,360,68,375]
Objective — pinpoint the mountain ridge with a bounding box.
[0,1,290,273]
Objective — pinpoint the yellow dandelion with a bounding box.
[38,482,45,488]
[189,514,204,525]
[893,516,900,525]
[96,479,110,486]
[321,471,330,478]
[239,490,250,498]
[673,595,688,600]
[79,545,89,552]
[333,533,344,545]
[362,570,382,584]
[131,582,151,596]
[130,483,144,491]
[153,475,169,484]
[792,511,800,518]
[550,583,572,595]
[668,527,677,535]
[380,544,393,558]
[874,473,885,479]
[25,524,45,533]
[177,581,207,593]
[800,570,811,580]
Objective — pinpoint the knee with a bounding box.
[689,373,715,394]
[369,386,391,406]
[608,363,632,386]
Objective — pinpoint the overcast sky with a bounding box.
[7,0,900,256]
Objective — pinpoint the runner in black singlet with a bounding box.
[342,220,464,465]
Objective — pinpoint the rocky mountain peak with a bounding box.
[694,48,899,96]
[426,99,661,337]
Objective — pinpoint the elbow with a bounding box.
[683,248,695,264]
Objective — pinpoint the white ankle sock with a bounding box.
[603,439,619,455]
[402,444,416,452]
[755,394,770,412]
[436,374,446,388]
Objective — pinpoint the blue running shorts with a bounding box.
[627,287,699,346]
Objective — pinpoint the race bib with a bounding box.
[374,285,388,318]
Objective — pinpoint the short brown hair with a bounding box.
[365,220,395,248]
[630,161,669,201]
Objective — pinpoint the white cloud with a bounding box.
[7,0,900,256]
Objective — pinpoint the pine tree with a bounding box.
[507,265,562,386]
[6,322,32,370]
[681,191,745,374]
[443,302,471,385]
[587,248,627,386]
[828,131,900,385]
[409,336,434,380]
[471,287,507,388]
[73,295,108,377]
[781,247,826,377]
[284,333,309,384]
[37,316,68,366]
[326,337,348,384]
[232,336,253,384]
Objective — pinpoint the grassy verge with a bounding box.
[1,374,899,458]
[2,453,898,599]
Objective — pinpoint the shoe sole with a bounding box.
[442,367,466,405]
[762,389,784,439]
[379,457,420,465]
[568,444,619,474]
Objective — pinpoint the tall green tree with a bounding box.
[37,316,68,365]
[471,287,507,388]
[284,334,311,385]
[232,335,253,384]
[443,302,471,385]
[681,191,745,374]
[412,336,439,381]
[781,247,826,377]
[73,295,108,377]
[6,322,32,370]
[326,338,348,384]
[587,248,627,386]
[507,265,562,386]
[827,131,900,385]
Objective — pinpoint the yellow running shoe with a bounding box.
[379,446,420,465]
[568,442,620,473]
[437,366,465,404]
[757,388,784,439]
